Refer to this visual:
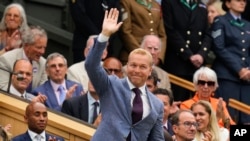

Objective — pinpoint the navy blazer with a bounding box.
[211,12,250,82]
[12,131,64,141]
[32,80,83,111]
[162,0,211,75]
[85,40,164,141]
[61,94,89,122]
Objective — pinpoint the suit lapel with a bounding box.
[46,81,60,106]
[24,131,32,141]
[121,78,133,122]
[79,94,89,122]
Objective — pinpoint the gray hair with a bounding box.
[22,25,47,45]
[140,35,162,51]
[193,66,219,89]
[0,3,29,32]
[46,52,67,68]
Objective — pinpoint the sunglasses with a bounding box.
[104,68,121,74]
[197,80,215,87]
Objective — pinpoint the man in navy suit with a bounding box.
[62,58,123,126]
[12,102,64,141]
[61,81,101,126]
[85,9,164,141]
[32,53,83,111]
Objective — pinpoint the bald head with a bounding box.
[25,102,48,134]
[103,57,123,78]
[12,59,33,94]
[84,35,108,59]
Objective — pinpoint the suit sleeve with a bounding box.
[85,39,110,98]
[0,55,12,91]
[61,99,74,115]
[161,0,193,61]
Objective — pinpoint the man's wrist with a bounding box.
[98,33,109,42]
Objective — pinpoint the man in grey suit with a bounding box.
[0,25,48,93]
[85,9,164,141]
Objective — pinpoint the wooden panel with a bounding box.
[0,92,96,141]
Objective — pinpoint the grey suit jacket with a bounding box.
[0,48,47,91]
[85,39,164,141]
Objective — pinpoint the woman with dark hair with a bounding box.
[211,0,250,124]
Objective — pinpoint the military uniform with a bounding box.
[211,12,250,123]
[161,0,211,101]
[119,0,166,64]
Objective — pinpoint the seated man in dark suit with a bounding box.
[62,58,123,126]
[32,53,83,111]
[61,81,101,126]
[12,102,64,141]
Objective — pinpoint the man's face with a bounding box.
[25,36,47,62]
[126,53,152,87]
[25,103,48,134]
[142,38,160,64]
[146,79,157,93]
[46,56,67,84]
[12,60,32,93]
[173,112,197,141]
[5,7,22,30]
[155,94,171,121]
[103,58,123,78]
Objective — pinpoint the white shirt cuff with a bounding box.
[98,33,109,42]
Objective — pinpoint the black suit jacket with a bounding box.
[61,94,89,122]
[69,0,121,62]
[12,131,64,141]
[162,0,211,75]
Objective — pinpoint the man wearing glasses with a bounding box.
[171,110,197,141]
[32,53,83,111]
[103,57,123,78]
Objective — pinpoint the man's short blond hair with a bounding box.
[128,48,154,66]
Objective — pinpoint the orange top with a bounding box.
[180,93,236,127]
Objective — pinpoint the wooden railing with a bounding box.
[0,92,96,141]
[168,73,195,92]
[228,98,250,115]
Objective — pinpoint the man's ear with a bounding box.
[24,115,28,123]
[172,125,178,133]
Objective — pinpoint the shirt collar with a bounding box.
[229,11,242,20]
[28,129,46,140]
[50,79,66,92]
[87,91,99,104]
[126,77,146,96]
[10,84,26,98]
